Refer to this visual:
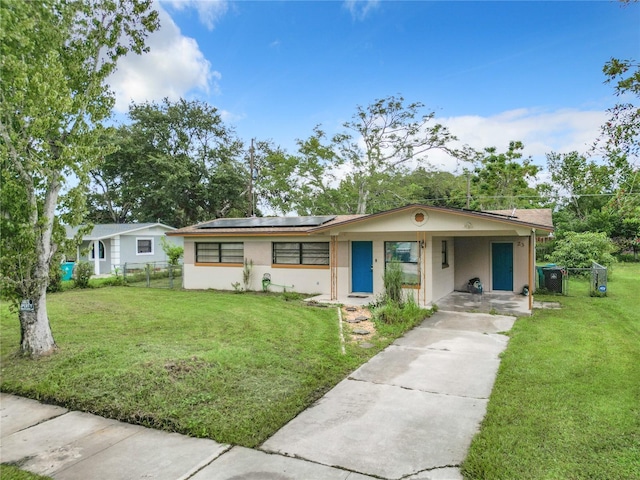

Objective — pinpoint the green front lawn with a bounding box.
[1,288,411,447]
[462,263,640,479]
[0,465,53,480]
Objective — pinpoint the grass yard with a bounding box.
[462,262,640,480]
[0,288,417,447]
[0,464,52,480]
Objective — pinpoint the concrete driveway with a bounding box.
[1,310,515,480]
[261,310,515,479]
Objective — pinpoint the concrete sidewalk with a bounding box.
[1,310,515,480]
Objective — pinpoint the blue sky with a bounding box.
[109,0,639,171]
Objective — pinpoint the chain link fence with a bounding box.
[120,262,183,289]
[538,262,608,297]
[590,262,608,297]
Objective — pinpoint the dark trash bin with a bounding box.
[543,267,564,293]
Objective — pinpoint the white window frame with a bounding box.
[136,237,154,256]
[90,240,106,261]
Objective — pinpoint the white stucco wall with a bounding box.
[178,206,539,301]
[183,236,331,294]
[183,263,330,293]
[453,236,530,293]
[432,236,455,303]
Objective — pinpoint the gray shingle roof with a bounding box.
[65,223,175,240]
[485,209,553,229]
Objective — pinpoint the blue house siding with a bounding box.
[66,223,183,275]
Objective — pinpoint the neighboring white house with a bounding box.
[167,204,554,312]
[65,223,183,275]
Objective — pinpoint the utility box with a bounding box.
[543,267,564,293]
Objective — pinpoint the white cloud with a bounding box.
[425,108,606,172]
[165,0,229,30]
[321,108,606,189]
[343,0,380,21]
[108,4,218,113]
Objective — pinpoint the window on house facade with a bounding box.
[272,242,330,266]
[90,241,105,260]
[196,242,244,264]
[384,241,420,285]
[442,240,449,268]
[136,238,154,255]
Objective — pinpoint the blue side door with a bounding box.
[492,243,514,291]
[352,241,373,293]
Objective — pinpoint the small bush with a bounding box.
[47,264,63,293]
[161,237,184,266]
[617,253,639,263]
[383,261,404,305]
[402,293,423,318]
[375,301,404,324]
[281,291,304,302]
[242,259,254,291]
[547,231,617,268]
[101,275,126,287]
[536,239,555,262]
[374,294,430,325]
[73,262,93,288]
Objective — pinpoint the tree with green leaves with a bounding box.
[265,96,460,215]
[87,99,247,227]
[253,129,352,215]
[546,151,613,226]
[0,0,158,356]
[333,95,459,214]
[400,168,469,208]
[600,58,639,160]
[245,140,300,216]
[160,237,184,266]
[546,231,617,268]
[470,141,543,210]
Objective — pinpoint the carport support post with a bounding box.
[529,229,535,311]
[330,235,338,301]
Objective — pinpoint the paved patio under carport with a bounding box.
[307,290,531,316]
[434,291,531,316]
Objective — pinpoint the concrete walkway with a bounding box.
[1,311,515,480]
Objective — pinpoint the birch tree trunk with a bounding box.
[19,286,56,356]
[0,0,159,357]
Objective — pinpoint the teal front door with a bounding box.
[352,241,373,293]
[492,243,513,291]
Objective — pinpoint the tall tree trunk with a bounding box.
[19,283,57,356]
[18,174,61,356]
[356,181,369,214]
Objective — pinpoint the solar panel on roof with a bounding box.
[196,215,337,229]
